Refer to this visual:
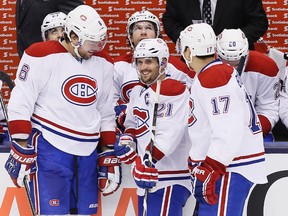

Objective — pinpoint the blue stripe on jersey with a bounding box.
[227,158,265,168]
[159,176,191,181]
[31,118,100,142]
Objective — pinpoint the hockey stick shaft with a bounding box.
[149,79,161,161]
[143,79,162,216]
[236,56,246,76]
[23,175,36,216]
[0,71,14,91]
[0,92,36,216]
[0,92,9,128]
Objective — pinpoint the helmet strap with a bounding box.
[70,41,82,59]
[183,52,193,71]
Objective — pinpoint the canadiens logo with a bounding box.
[49,199,60,207]
[19,63,30,81]
[133,107,150,137]
[80,15,87,21]
[121,80,140,102]
[62,75,98,106]
[188,98,196,126]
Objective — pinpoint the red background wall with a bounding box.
[0,0,287,102]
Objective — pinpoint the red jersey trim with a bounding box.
[99,131,116,147]
[26,41,67,57]
[258,114,271,136]
[151,79,186,96]
[245,51,279,77]
[9,120,32,136]
[198,64,234,88]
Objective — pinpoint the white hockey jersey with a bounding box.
[279,67,288,128]
[8,40,116,156]
[113,52,195,103]
[124,77,192,195]
[241,50,280,136]
[189,59,267,184]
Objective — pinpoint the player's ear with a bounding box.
[183,48,192,62]
[160,58,167,68]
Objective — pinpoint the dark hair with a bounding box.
[63,30,78,43]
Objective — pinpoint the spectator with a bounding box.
[5,5,121,215]
[115,38,192,216]
[41,11,67,41]
[16,0,84,58]
[216,28,280,141]
[179,23,267,216]
[162,0,268,50]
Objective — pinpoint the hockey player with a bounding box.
[179,23,267,216]
[5,5,121,215]
[113,10,195,133]
[280,66,288,129]
[216,28,280,142]
[114,38,192,216]
[41,11,67,41]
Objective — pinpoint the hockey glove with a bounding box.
[114,99,127,133]
[5,141,37,188]
[98,150,122,196]
[114,99,127,117]
[188,157,226,205]
[114,134,137,164]
[132,156,158,189]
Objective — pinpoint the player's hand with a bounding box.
[5,141,37,188]
[98,150,122,196]
[114,99,127,133]
[114,134,137,164]
[132,156,158,189]
[114,99,127,117]
[188,157,225,205]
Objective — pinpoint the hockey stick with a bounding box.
[0,92,36,216]
[0,70,14,91]
[143,79,162,216]
[237,56,246,76]
[0,92,9,129]
[23,175,36,216]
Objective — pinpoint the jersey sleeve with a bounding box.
[123,87,137,132]
[113,62,124,105]
[244,52,280,134]
[8,52,52,139]
[96,59,117,146]
[253,72,280,135]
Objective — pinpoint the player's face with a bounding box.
[78,39,107,60]
[130,21,157,47]
[47,27,64,41]
[136,57,160,84]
